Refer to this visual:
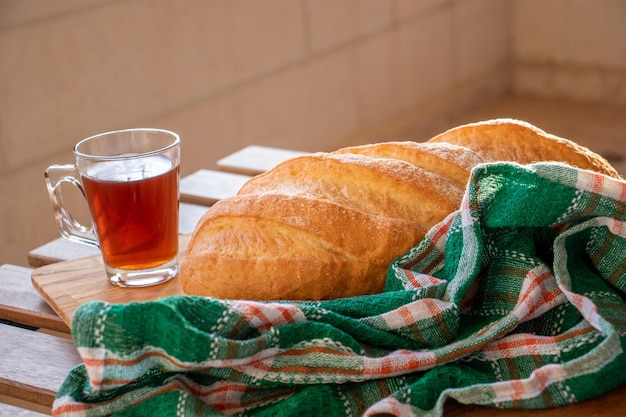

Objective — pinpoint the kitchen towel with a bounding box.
[52,162,626,416]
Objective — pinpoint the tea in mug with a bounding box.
[81,155,179,271]
[45,128,180,287]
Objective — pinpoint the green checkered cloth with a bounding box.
[53,162,626,417]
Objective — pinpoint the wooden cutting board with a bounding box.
[31,234,191,328]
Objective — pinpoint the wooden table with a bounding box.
[1,145,624,416]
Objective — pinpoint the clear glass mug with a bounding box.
[44,128,181,287]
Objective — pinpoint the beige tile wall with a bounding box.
[513,0,626,104]
[0,0,511,266]
[1,0,624,267]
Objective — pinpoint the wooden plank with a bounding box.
[28,202,208,267]
[216,145,308,176]
[27,238,100,268]
[0,265,69,333]
[31,235,191,328]
[0,323,80,410]
[180,169,251,205]
[179,201,209,234]
[0,399,48,416]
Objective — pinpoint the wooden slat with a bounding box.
[0,323,80,410]
[27,238,100,268]
[179,201,209,234]
[180,169,251,205]
[0,400,48,416]
[0,264,69,333]
[216,145,307,176]
[28,202,209,267]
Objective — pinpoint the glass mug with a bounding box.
[45,128,180,287]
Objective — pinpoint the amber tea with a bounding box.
[81,156,179,271]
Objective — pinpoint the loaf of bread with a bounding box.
[428,118,621,178]
[180,119,620,300]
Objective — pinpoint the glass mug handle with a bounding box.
[44,164,99,247]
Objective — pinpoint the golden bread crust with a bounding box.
[237,152,463,225]
[333,141,484,187]
[428,119,621,178]
[181,193,424,299]
[180,118,621,300]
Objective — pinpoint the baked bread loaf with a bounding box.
[180,119,619,300]
[428,118,621,178]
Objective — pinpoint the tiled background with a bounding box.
[0,0,625,266]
